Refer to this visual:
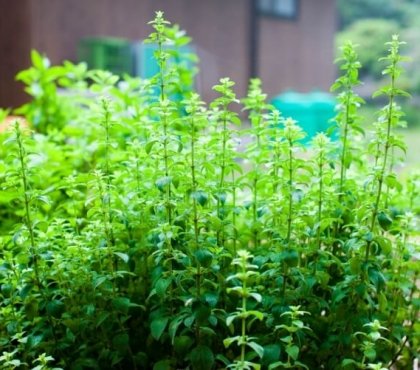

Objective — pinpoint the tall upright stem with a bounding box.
[366,73,395,262]
[338,93,351,199]
[232,171,237,254]
[286,140,293,245]
[317,151,324,250]
[217,106,228,247]
[15,124,41,288]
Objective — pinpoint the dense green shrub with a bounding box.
[336,19,400,79]
[337,0,407,29]
[0,12,418,370]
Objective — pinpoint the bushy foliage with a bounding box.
[0,13,418,370]
[336,19,400,79]
[337,0,414,29]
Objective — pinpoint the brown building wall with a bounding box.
[258,0,336,96]
[0,0,32,108]
[0,0,336,108]
[5,0,250,106]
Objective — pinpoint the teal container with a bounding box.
[133,42,195,103]
[78,37,133,76]
[309,91,337,139]
[133,42,195,78]
[271,91,336,143]
[133,42,159,78]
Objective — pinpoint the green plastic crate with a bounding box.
[271,91,336,143]
[78,37,133,76]
[133,42,196,104]
[133,42,194,79]
[309,91,336,138]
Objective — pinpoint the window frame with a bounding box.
[256,0,300,21]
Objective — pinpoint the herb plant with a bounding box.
[0,12,418,370]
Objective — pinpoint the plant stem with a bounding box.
[366,73,395,262]
[190,112,202,343]
[95,173,116,281]
[156,22,172,227]
[252,124,261,247]
[232,171,237,254]
[253,176,258,246]
[102,101,116,250]
[190,116,199,251]
[240,265,247,366]
[286,140,293,245]
[272,140,281,231]
[217,104,228,247]
[317,150,324,250]
[338,93,351,200]
[162,104,172,226]
[15,124,41,288]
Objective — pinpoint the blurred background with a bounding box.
[0,0,419,167]
[336,0,420,170]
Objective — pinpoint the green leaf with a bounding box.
[223,336,239,348]
[112,297,131,314]
[155,278,171,297]
[194,249,213,268]
[378,292,388,312]
[46,299,65,318]
[153,359,172,370]
[189,345,214,370]
[349,257,362,274]
[27,333,43,348]
[384,174,402,191]
[342,359,359,367]
[112,333,129,351]
[151,316,169,341]
[155,176,172,192]
[281,249,299,267]
[374,235,392,255]
[94,276,108,289]
[364,347,376,361]
[145,140,158,154]
[247,310,264,321]
[19,283,34,299]
[95,312,110,328]
[368,268,386,291]
[1,283,13,297]
[24,299,39,320]
[169,316,185,344]
[226,314,236,327]
[191,190,208,206]
[174,335,193,357]
[286,345,299,361]
[249,292,262,303]
[269,361,289,369]
[31,49,47,69]
[192,301,211,323]
[262,344,281,366]
[114,252,129,263]
[203,292,219,308]
[247,341,264,358]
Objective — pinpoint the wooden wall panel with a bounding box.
[258,0,336,97]
[28,0,250,101]
[147,0,251,100]
[0,0,32,108]
[0,0,336,107]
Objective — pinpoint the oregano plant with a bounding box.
[0,11,418,370]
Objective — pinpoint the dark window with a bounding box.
[257,0,299,19]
